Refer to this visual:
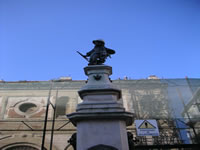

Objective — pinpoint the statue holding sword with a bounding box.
[77,39,115,65]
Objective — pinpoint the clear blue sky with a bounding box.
[0,0,200,81]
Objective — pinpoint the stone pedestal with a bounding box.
[67,65,134,150]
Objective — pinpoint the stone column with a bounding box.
[67,65,134,150]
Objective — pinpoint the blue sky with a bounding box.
[0,0,200,81]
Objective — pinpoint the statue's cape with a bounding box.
[106,48,115,54]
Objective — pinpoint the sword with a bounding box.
[76,51,89,62]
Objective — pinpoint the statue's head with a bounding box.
[93,39,105,46]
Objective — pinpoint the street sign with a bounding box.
[135,120,159,136]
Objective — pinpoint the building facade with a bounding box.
[0,78,199,150]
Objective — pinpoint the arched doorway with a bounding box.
[5,145,39,150]
[1,143,46,150]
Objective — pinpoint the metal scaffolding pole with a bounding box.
[41,84,53,150]
[176,88,199,143]
[49,89,58,150]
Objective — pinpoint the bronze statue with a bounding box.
[127,132,134,149]
[68,133,76,150]
[77,40,115,65]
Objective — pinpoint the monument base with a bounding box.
[67,65,134,150]
[77,120,128,150]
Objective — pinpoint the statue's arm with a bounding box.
[86,49,95,56]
